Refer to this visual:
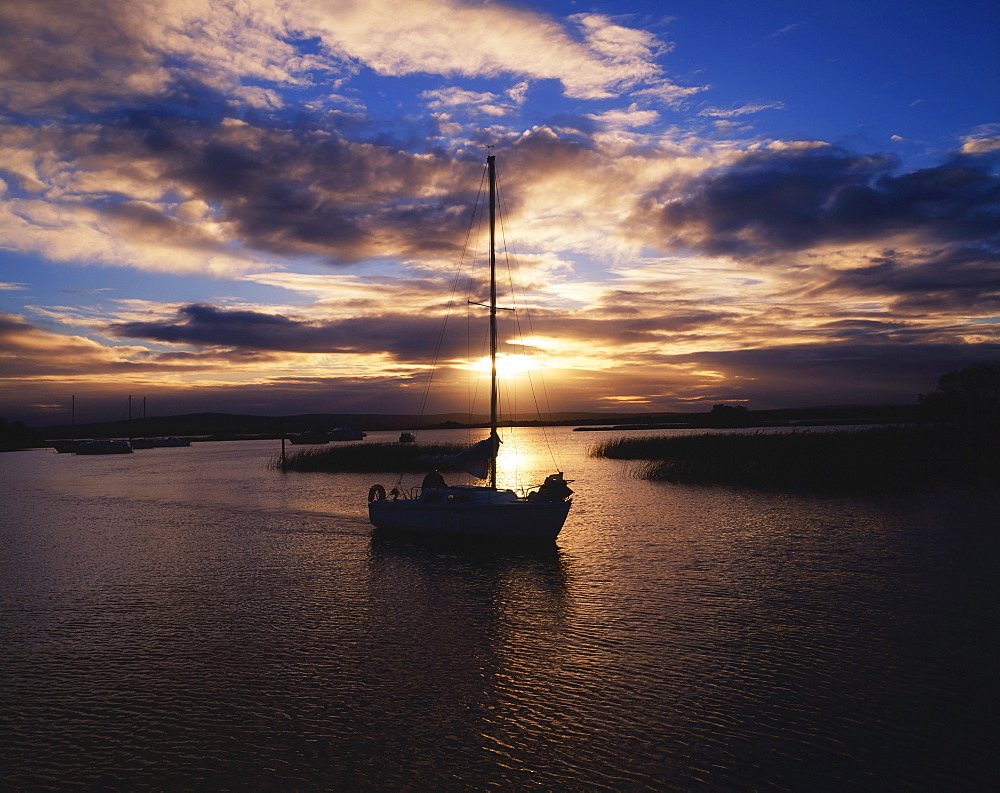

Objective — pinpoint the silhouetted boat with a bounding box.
[398,432,416,443]
[76,439,132,455]
[129,396,155,448]
[54,395,82,452]
[288,430,330,445]
[367,154,573,540]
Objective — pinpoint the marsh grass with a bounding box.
[590,425,1000,492]
[270,441,468,473]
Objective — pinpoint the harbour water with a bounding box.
[2,428,997,791]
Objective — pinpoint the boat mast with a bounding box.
[487,153,499,490]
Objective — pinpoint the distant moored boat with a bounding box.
[330,427,366,441]
[76,439,132,455]
[153,436,191,447]
[288,429,330,445]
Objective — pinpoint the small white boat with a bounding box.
[368,154,573,541]
[153,436,190,447]
[76,439,132,455]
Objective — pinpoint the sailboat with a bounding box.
[367,154,573,540]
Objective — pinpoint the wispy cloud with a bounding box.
[768,23,801,39]
[698,101,785,118]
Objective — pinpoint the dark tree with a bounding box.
[920,363,1000,422]
[707,403,751,428]
[0,417,42,451]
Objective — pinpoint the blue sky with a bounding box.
[1,0,998,425]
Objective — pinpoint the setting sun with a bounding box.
[465,353,541,377]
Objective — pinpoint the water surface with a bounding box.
[2,429,997,790]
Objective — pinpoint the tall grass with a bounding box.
[270,441,468,473]
[590,425,1000,492]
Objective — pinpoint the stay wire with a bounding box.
[414,166,489,431]
[494,167,563,476]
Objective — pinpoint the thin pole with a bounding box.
[280,418,286,467]
[487,154,498,489]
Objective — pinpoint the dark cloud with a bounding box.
[528,307,740,345]
[662,343,1000,408]
[107,300,742,363]
[109,303,479,360]
[102,120,486,264]
[0,1,163,114]
[814,245,1000,315]
[645,147,1000,258]
[0,312,33,340]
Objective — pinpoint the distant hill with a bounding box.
[35,410,648,440]
[32,404,920,442]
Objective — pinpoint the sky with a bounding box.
[1,0,998,426]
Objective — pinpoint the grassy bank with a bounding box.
[271,441,468,473]
[589,425,1000,492]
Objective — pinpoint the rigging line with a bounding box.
[494,168,563,474]
[464,170,493,446]
[413,164,490,432]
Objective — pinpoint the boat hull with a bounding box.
[75,440,132,454]
[369,498,571,540]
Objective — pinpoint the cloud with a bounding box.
[0,311,149,378]
[421,87,520,118]
[661,342,1000,407]
[0,116,486,270]
[301,5,678,100]
[698,102,785,118]
[585,104,661,131]
[0,0,305,114]
[637,145,1000,258]
[0,0,687,117]
[960,126,1000,155]
[768,24,801,39]
[814,246,1000,317]
[3,0,997,427]
[109,302,478,362]
[0,0,701,274]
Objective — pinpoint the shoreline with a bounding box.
[589,424,1000,493]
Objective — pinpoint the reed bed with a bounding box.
[270,441,468,473]
[590,425,1000,492]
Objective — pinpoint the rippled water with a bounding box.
[2,429,998,791]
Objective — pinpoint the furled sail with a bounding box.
[424,434,500,479]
